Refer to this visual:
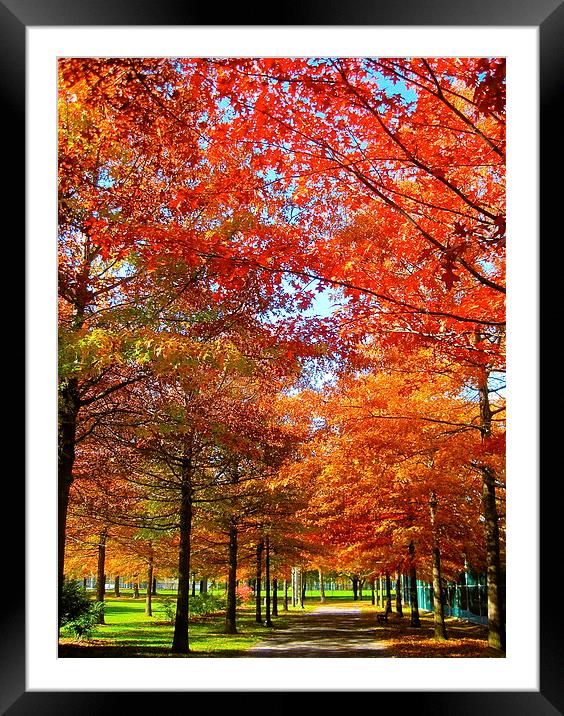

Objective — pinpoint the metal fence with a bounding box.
[402,573,488,625]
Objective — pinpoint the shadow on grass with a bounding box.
[58,643,248,658]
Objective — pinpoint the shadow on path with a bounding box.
[244,606,387,658]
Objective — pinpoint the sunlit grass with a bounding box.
[58,592,500,658]
[59,592,299,657]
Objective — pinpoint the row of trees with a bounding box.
[58,56,506,652]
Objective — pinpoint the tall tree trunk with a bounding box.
[96,529,107,623]
[385,573,392,615]
[255,540,264,624]
[114,575,120,597]
[133,577,140,599]
[58,377,80,624]
[283,578,289,611]
[351,576,359,601]
[264,535,272,626]
[145,557,154,616]
[199,578,207,594]
[225,520,238,634]
[478,370,505,651]
[408,541,421,627]
[319,568,326,603]
[395,572,403,616]
[370,578,375,605]
[171,473,193,654]
[429,492,448,641]
[301,571,306,606]
[152,576,157,595]
[191,572,196,598]
[272,577,278,616]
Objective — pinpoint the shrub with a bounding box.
[189,592,226,616]
[60,579,93,626]
[59,579,104,641]
[235,584,254,605]
[158,597,176,625]
[65,601,104,641]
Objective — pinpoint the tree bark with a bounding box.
[114,575,120,597]
[429,492,448,641]
[319,568,326,603]
[408,541,421,627]
[351,575,359,601]
[171,471,193,654]
[478,371,505,651]
[58,377,80,623]
[264,535,272,626]
[272,577,278,616]
[152,576,157,595]
[385,573,392,615]
[225,520,238,634]
[191,572,196,598]
[96,529,107,623]
[255,540,264,624]
[283,578,289,611]
[371,578,375,605]
[145,558,154,616]
[395,572,403,616]
[133,577,140,599]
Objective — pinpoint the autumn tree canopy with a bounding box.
[58,55,506,652]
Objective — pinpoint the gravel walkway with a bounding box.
[244,606,387,658]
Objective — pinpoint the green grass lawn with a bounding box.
[59,592,307,657]
[59,592,497,658]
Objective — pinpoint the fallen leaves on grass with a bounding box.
[374,614,504,658]
[381,634,502,658]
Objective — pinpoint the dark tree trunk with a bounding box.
[482,464,505,650]
[385,573,392,615]
[319,568,326,603]
[96,529,107,623]
[478,371,505,651]
[152,577,157,595]
[225,521,238,634]
[431,545,448,640]
[395,573,403,616]
[114,575,120,597]
[145,558,154,616]
[58,377,80,623]
[191,572,196,598]
[171,475,193,654]
[199,579,207,594]
[264,535,272,626]
[408,541,421,627]
[272,578,278,616]
[283,579,289,611]
[429,492,448,641]
[133,578,140,599]
[351,576,359,600]
[370,578,375,605]
[255,540,264,624]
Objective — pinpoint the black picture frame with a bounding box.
[9,0,553,711]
